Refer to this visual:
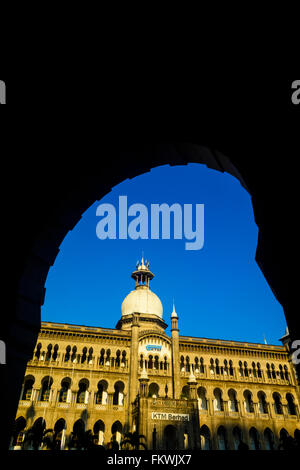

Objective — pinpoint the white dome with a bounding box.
[121,287,163,318]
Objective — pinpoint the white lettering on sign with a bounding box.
[151,412,189,421]
[146,345,162,351]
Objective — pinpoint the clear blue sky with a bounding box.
[42,164,287,345]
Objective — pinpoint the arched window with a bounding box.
[154,355,159,370]
[215,359,220,375]
[228,389,238,412]
[200,425,211,450]
[197,387,207,410]
[279,364,284,380]
[113,381,124,406]
[257,363,262,378]
[40,376,53,402]
[29,418,46,449]
[59,381,69,403]
[53,419,66,450]
[278,429,290,450]
[180,356,185,372]
[34,343,42,360]
[22,376,35,401]
[232,426,242,450]
[286,393,296,415]
[266,363,271,379]
[273,392,283,414]
[111,421,122,447]
[64,345,71,362]
[105,349,111,366]
[115,350,121,367]
[45,344,52,361]
[238,361,243,377]
[88,347,93,364]
[149,383,159,399]
[77,379,89,404]
[12,417,26,448]
[213,388,223,411]
[164,425,177,450]
[81,347,87,364]
[271,364,276,379]
[223,359,228,376]
[283,365,289,381]
[59,378,71,403]
[243,390,254,413]
[264,428,274,450]
[244,362,248,377]
[148,355,153,369]
[229,360,234,376]
[249,427,260,450]
[71,346,77,363]
[99,348,105,366]
[217,426,228,450]
[96,380,108,405]
[200,357,205,374]
[52,344,59,361]
[185,356,190,372]
[139,354,144,369]
[94,420,105,446]
[121,351,126,368]
[181,385,189,400]
[71,419,85,448]
[280,428,289,440]
[258,391,268,414]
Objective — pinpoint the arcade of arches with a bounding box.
[11,260,300,450]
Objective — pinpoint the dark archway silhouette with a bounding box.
[5,142,293,450]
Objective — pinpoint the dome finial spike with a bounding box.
[171,299,178,318]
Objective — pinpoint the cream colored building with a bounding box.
[11,260,300,450]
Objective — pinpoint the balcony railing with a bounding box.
[27,356,129,372]
[179,368,291,386]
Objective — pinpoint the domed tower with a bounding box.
[116,258,167,332]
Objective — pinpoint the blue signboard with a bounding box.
[146,345,162,352]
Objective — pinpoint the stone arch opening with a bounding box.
[21,375,35,401]
[149,382,159,398]
[8,143,292,449]
[232,426,243,450]
[111,420,122,447]
[96,379,108,405]
[113,381,125,406]
[11,416,26,449]
[163,424,177,450]
[199,425,211,450]
[93,419,105,446]
[264,427,275,450]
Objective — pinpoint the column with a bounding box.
[171,313,180,399]
[139,374,150,447]
[127,313,140,429]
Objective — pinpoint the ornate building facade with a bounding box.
[11,260,300,450]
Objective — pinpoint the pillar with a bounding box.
[171,309,180,399]
[127,313,140,429]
